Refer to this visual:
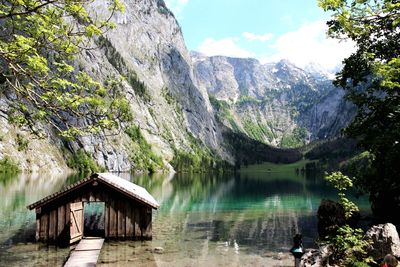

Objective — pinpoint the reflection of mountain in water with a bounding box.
[0,170,369,258]
[136,172,340,253]
[210,211,317,251]
[180,205,317,254]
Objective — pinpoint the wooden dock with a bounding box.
[64,237,104,267]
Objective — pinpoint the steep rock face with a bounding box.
[0,114,70,175]
[74,0,231,170]
[298,89,356,140]
[192,52,355,147]
[0,0,229,172]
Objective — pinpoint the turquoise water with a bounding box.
[0,168,370,266]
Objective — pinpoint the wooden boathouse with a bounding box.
[27,173,159,245]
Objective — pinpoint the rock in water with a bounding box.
[300,249,322,267]
[153,247,164,254]
[317,199,346,240]
[365,223,400,260]
[299,246,332,267]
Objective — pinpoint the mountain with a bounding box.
[303,62,337,80]
[0,0,229,173]
[192,52,356,147]
[0,0,355,173]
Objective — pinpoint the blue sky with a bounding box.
[164,0,355,71]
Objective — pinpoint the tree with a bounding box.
[0,0,131,139]
[322,172,373,266]
[318,0,400,220]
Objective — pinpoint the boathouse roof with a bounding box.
[27,172,159,210]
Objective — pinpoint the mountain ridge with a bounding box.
[192,53,356,147]
[0,0,355,173]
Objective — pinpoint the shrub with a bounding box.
[125,125,163,173]
[328,225,373,266]
[67,149,103,174]
[0,156,19,174]
[16,133,29,151]
[322,171,374,265]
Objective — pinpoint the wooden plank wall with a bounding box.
[35,183,153,244]
[37,203,70,244]
[91,184,153,240]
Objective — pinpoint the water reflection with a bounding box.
[0,173,68,245]
[0,169,370,266]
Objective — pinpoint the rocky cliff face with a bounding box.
[76,0,228,170]
[192,52,356,147]
[0,0,228,173]
[0,0,355,173]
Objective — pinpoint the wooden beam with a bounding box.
[109,199,117,237]
[134,207,141,238]
[105,202,109,238]
[126,204,133,237]
[117,200,125,238]
[49,209,57,241]
[57,205,65,238]
[35,214,40,241]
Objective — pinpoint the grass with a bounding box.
[67,149,104,175]
[240,159,316,173]
[0,157,20,185]
[0,156,19,174]
[125,125,164,173]
[242,119,276,143]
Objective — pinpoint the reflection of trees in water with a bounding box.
[180,209,317,253]
[0,173,68,244]
[146,171,326,254]
[133,171,366,255]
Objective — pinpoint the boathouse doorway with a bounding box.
[83,202,105,237]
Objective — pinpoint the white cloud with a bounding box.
[242,32,274,42]
[261,20,356,71]
[164,0,189,17]
[197,37,254,58]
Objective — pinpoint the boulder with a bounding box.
[300,247,333,267]
[365,223,400,260]
[300,249,323,267]
[317,199,346,240]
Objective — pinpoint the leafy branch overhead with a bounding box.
[318,0,400,220]
[0,0,131,139]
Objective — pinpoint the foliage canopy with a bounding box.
[0,0,131,139]
[319,0,400,220]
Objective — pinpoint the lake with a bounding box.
[0,165,370,266]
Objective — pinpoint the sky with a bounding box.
[164,0,355,71]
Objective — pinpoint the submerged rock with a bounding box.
[153,247,164,254]
[365,223,400,260]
